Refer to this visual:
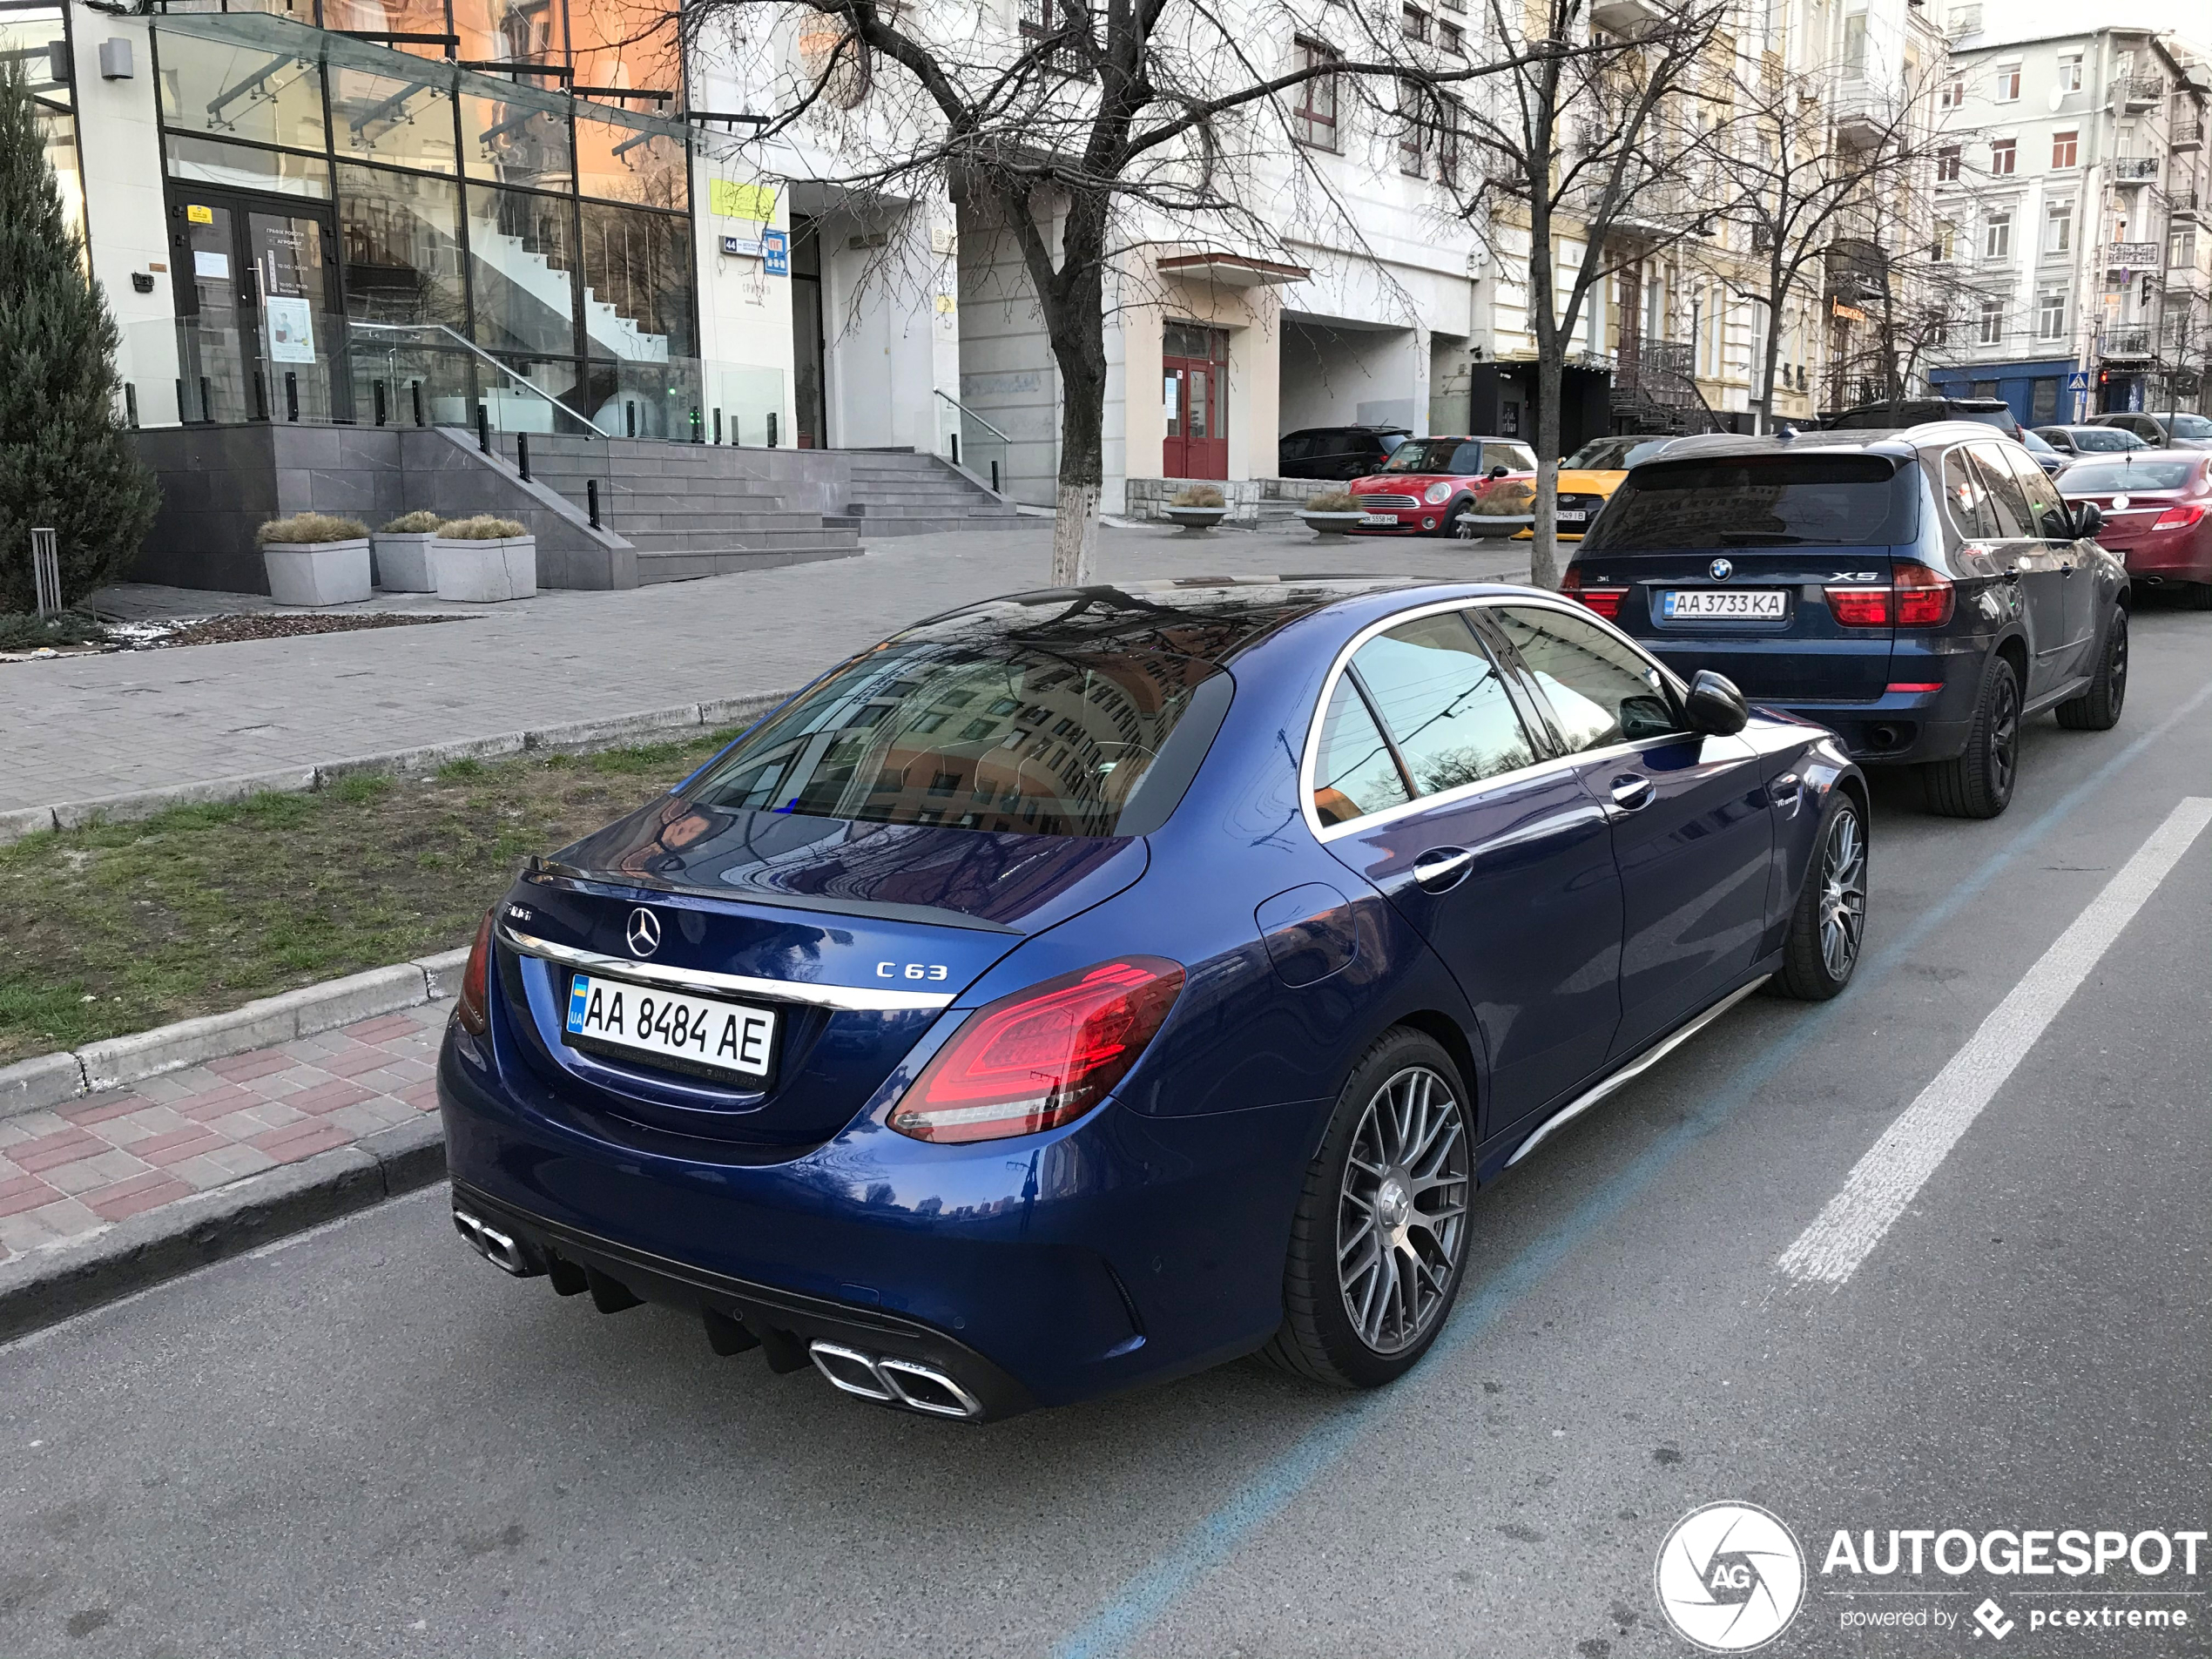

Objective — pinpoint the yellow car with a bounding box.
[1510,434,1683,541]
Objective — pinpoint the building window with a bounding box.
[1437,95,1463,186]
[1993,64,2020,102]
[1401,5,1428,44]
[2057,55,2082,93]
[2044,199,2072,254]
[2171,225,2197,269]
[1936,145,1961,183]
[1985,212,2010,259]
[1438,19,1463,55]
[2051,129,2077,168]
[1932,219,1957,261]
[1291,39,1339,151]
[2036,290,2067,339]
[1843,6,1867,75]
[1990,138,2015,175]
[1939,74,1966,110]
[1978,300,2004,345]
[1397,78,1427,177]
[2031,378,2059,421]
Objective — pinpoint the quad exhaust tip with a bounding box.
[452,1207,531,1276]
[809,1340,983,1420]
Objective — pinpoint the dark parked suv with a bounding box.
[1278,425,1410,480]
[1560,425,2129,818]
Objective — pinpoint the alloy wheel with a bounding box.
[1337,1066,1470,1355]
[1817,806,1867,982]
[1989,671,2020,799]
[2107,615,2129,718]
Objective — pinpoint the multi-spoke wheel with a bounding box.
[1924,654,2020,819]
[1260,1028,1474,1388]
[1776,789,1869,1001]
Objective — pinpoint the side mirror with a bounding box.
[1488,465,1509,480]
[1683,670,1750,737]
[2072,501,2103,538]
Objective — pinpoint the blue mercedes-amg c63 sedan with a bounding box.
[438,578,1867,1420]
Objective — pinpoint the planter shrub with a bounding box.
[373,509,444,591]
[257,513,371,606]
[432,516,535,603]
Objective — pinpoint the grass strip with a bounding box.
[0,729,742,1063]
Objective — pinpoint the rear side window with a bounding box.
[1312,678,1412,826]
[1346,612,1535,796]
[1581,455,1910,550]
[686,638,1221,837]
[1997,443,2069,538]
[1967,443,2037,538]
[1278,435,1313,462]
[1489,606,1682,752]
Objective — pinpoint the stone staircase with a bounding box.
[497,438,1018,587]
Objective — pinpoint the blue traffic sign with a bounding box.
[2067,371,2090,391]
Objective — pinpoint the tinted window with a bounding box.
[2074,428,2143,451]
[1941,447,1993,539]
[2061,459,2199,491]
[1278,435,1313,462]
[1581,455,1908,550]
[686,636,1220,837]
[1490,442,1538,472]
[1312,677,1411,826]
[1347,612,1535,795]
[1380,438,1486,475]
[1490,606,1682,752]
[1997,442,2069,537]
[1967,443,2037,538]
[2169,414,2212,440]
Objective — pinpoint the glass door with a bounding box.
[169,192,346,423]
[247,208,343,423]
[1163,321,1229,479]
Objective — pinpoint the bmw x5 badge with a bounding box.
[625,907,662,957]
[1710,558,1734,581]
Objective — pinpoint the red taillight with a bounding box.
[2152,502,2209,531]
[1825,585,1891,628]
[889,957,1185,1144]
[1561,568,1627,619]
[1892,561,1955,626]
[456,910,494,1035]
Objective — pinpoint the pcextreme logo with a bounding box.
[1656,1502,1808,1652]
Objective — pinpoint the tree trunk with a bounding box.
[1530,342,1563,590]
[1046,308,1108,587]
[1757,255,1788,437]
[1051,482,1101,585]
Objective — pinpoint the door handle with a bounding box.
[1413,846,1474,893]
[1608,774,1655,813]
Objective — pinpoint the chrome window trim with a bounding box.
[1298,593,1689,844]
[496,923,958,1011]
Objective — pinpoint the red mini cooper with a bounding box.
[1348,435,1538,537]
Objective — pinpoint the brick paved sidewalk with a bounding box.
[3,524,1525,813]
[0,1005,445,1266]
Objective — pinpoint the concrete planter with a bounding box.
[1301,510,1368,539]
[371,532,436,592]
[1462,514,1533,540]
[260,540,372,606]
[1163,506,1230,532]
[432,536,537,604]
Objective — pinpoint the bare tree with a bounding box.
[684,0,1531,584]
[1709,56,1930,434]
[1447,0,1726,590]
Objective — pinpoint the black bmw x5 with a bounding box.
[1561,423,2129,818]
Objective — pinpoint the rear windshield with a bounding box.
[2068,428,2145,452]
[683,638,1222,837]
[1580,455,1912,550]
[1830,403,2014,433]
[2167,414,2212,441]
[2061,460,2199,492]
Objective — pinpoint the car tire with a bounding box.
[1773,789,1868,1001]
[1921,654,2020,819]
[1259,1028,1473,1391]
[1443,498,1475,539]
[2054,605,2128,731]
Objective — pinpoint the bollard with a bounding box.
[411,380,424,427]
[516,430,531,481]
[476,403,490,454]
[125,384,139,428]
[586,479,601,529]
[951,431,961,465]
[713,408,723,445]
[285,372,299,423]
[30,528,61,618]
[625,401,637,438]
[374,380,388,427]
[991,460,1000,493]
[767,412,778,448]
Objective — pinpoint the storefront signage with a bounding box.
[1831,300,1869,321]
[763,231,788,276]
[264,296,316,365]
[709,179,778,222]
[185,203,212,225]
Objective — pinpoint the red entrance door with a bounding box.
[1163,321,1229,479]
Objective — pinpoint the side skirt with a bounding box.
[1502,974,1772,1170]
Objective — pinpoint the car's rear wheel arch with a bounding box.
[1994,631,2029,691]
[1391,1008,1485,1130]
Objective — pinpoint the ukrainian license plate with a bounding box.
[564,972,776,1079]
[1359,512,1399,526]
[1556,509,1588,524]
[1662,589,1788,620]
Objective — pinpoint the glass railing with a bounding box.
[934,389,1012,495]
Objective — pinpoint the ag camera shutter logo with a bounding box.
[1656,1501,1806,1652]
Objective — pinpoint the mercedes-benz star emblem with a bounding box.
[1710,557,1734,581]
[625,907,662,958]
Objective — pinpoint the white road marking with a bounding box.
[1777,795,2212,1287]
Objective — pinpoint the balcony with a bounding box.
[2101,326,2153,360]
[2106,241,2161,276]
[2112,156,2161,184]
[1588,0,1667,34]
[2175,120,2204,153]
[2122,74,2162,109]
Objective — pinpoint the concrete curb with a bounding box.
[0,686,799,846]
[0,948,470,1121]
[0,1112,447,1345]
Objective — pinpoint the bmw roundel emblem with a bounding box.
[625,907,662,957]
[1710,557,1734,581]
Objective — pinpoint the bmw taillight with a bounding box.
[1561,567,1627,620]
[456,909,494,1035]
[1892,561,1955,626]
[1826,586,1891,627]
[888,958,1185,1143]
[2152,502,2208,531]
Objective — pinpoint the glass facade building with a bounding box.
[148,0,698,435]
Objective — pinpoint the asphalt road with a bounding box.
[3,601,2208,1659]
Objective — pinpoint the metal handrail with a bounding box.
[934,388,1013,444]
[347,320,610,435]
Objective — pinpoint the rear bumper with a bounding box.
[1646,632,1986,765]
[2107,538,2212,584]
[1757,677,1979,765]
